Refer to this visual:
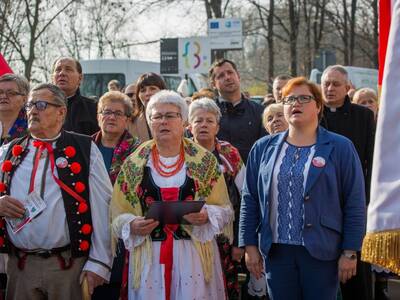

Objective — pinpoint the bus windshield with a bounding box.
[81,73,126,99]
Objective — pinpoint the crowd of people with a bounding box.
[0,56,384,300]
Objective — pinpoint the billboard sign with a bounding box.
[207,18,243,50]
[178,37,211,74]
[160,38,179,74]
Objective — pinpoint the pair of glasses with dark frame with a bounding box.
[100,110,128,118]
[282,95,315,105]
[25,100,63,111]
[150,112,182,122]
[0,90,25,98]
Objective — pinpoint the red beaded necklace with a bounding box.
[151,144,185,177]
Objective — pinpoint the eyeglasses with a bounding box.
[100,110,127,118]
[150,112,182,122]
[25,100,63,111]
[0,90,25,98]
[125,93,134,98]
[282,95,315,105]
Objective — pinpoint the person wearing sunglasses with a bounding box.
[239,77,366,300]
[0,74,29,146]
[0,83,112,299]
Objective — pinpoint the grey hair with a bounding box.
[0,73,30,95]
[98,91,133,116]
[188,97,221,123]
[30,83,67,106]
[321,65,349,83]
[146,90,188,123]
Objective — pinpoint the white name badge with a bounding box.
[6,191,47,234]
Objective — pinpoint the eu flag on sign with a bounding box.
[210,22,219,29]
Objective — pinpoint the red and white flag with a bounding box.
[0,53,13,76]
[362,0,400,274]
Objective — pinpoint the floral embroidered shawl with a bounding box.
[111,137,232,288]
[215,139,244,179]
[1,110,28,146]
[92,130,140,185]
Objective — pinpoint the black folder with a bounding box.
[145,201,206,224]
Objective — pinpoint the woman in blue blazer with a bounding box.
[239,77,366,300]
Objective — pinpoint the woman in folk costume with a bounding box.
[187,97,247,299]
[111,90,233,300]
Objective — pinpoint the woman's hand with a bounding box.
[183,207,209,225]
[338,252,357,283]
[245,245,264,280]
[130,217,159,236]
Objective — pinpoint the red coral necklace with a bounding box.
[151,144,184,177]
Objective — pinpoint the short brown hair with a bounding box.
[191,88,215,101]
[282,77,324,120]
[208,59,238,82]
[0,73,30,95]
[52,57,82,74]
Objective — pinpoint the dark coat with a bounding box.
[215,96,266,163]
[321,96,375,203]
[64,88,99,136]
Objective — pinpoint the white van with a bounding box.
[309,66,378,92]
[80,59,208,98]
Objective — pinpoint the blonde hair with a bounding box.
[262,103,284,128]
[353,88,378,105]
[97,91,133,116]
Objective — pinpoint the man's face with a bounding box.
[51,58,82,97]
[321,70,350,107]
[27,89,66,138]
[273,79,289,103]
[124,84,136,110]
[108,83,119,91]
[0,81,26,114]
[211,62,241,96]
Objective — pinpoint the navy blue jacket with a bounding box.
[215,97,266,163]
[239,127,366,262]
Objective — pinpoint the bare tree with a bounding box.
[272,0,301,75]
[0,0,76,79]
[248,0,275,85]
[301,0,326,75]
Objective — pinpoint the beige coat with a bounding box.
[127,113,151,142]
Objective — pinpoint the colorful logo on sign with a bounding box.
[182,41,201,69]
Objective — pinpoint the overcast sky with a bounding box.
[128,2,208,61]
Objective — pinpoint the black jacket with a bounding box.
[321,96,375,203]
[215,96,266,163]
[64,89,99,136]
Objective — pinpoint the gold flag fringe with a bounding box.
[361,230,400,275]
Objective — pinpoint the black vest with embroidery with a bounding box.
[139,167,195,241]
[0,131,93,257]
